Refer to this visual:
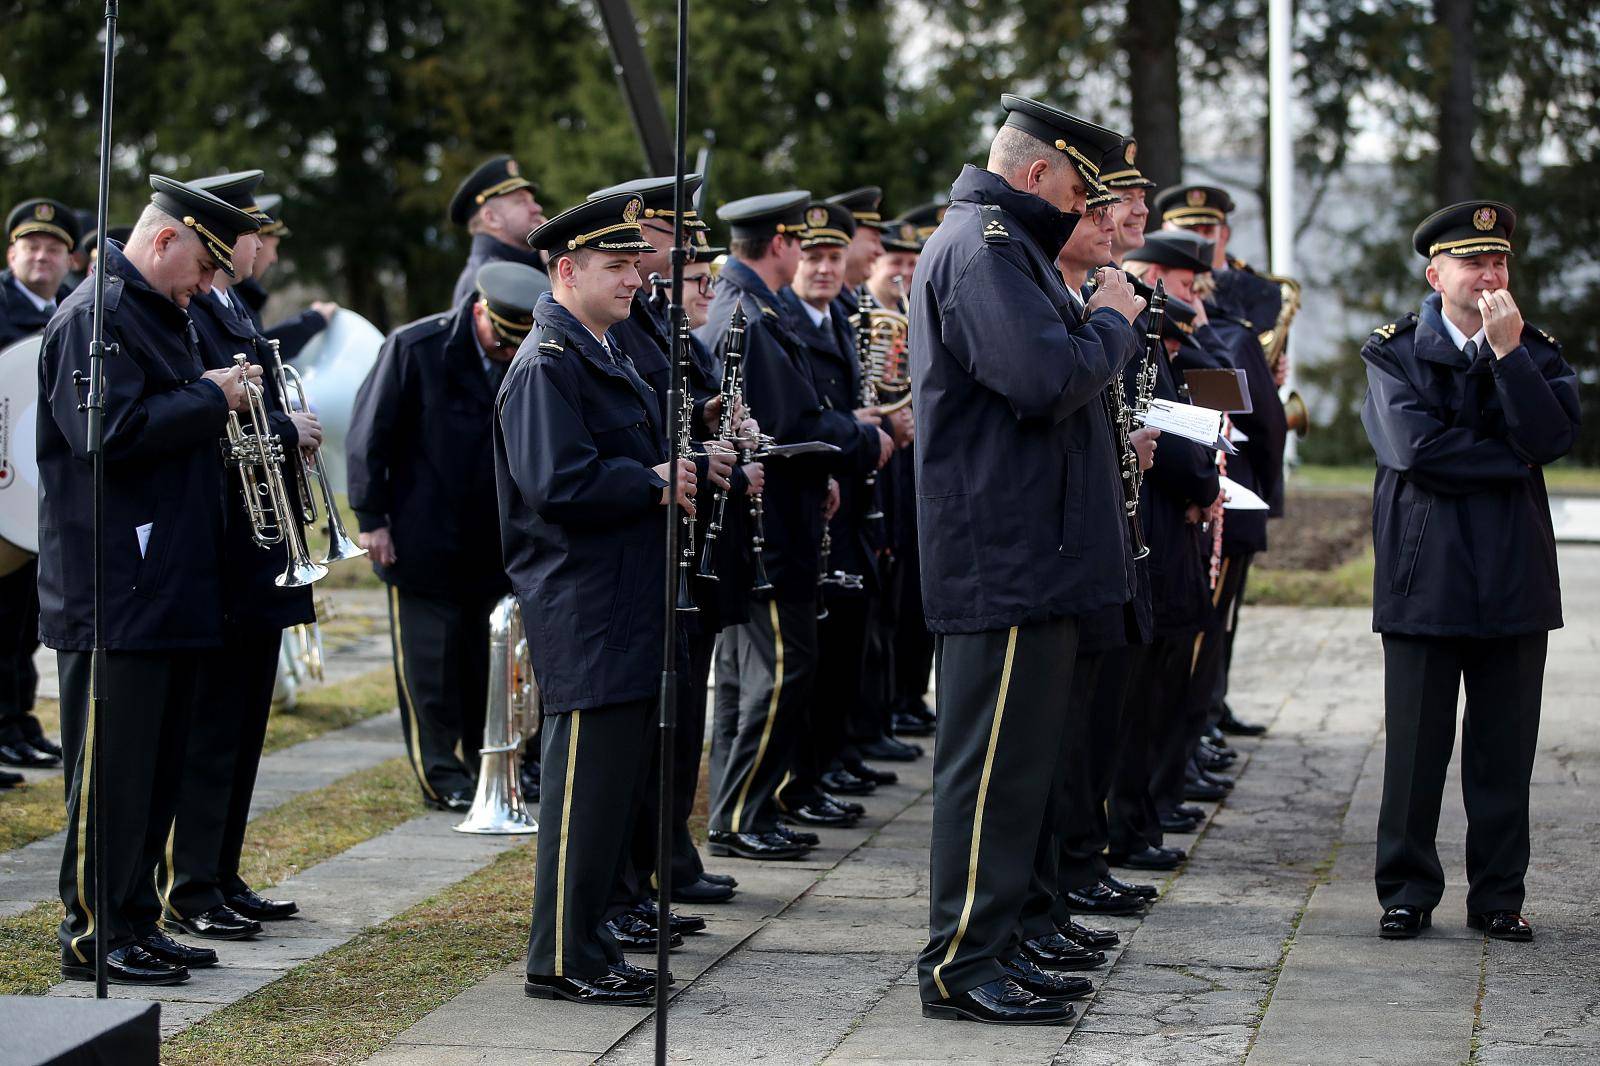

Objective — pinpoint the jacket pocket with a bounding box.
[1388,490,1432,597]
[603,546,640,651]
[131,493,177,601]
[919,491,979,615]
[1058,447,1086,558]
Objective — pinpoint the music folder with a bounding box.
[1183,368,1253,414]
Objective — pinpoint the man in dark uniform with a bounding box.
[346,263,536,811]
[1156,183,1279,739]
[825,187,886,318]
[155,171,319,948]
[910,94,1143,1025]
[448,155,551,306]
[41,176,261,985]
[496,190,694,1005]
[234,193,338,361]
[774,201,894,823]
[1364,202,1579,943]
[0,198,81,772]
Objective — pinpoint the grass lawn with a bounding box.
[1249,547,1376,608]
[1291,461,1600,495]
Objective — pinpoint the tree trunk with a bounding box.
[1434,0,1476,202]
[1122,0,1183,206]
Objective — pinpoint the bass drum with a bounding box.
[288,309,383,495]
[0,334,42,576]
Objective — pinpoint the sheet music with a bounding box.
[1140,398,1224,446]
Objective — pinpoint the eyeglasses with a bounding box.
[688,274,716,297]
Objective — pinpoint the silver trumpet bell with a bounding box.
[268,342,368,566]
[455,595,539,835]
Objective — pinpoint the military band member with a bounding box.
[1364,202,1579,943]
[448,154,551,306]
[0,198,81,773]
[346,263,536,811]
[156,171,317,948]
[496,191,693,1005]
[234,193,338,361]
[773,201,895,823]
[1101,137,1154,266]
[41,176,262,985]
[824,186,887,317]
[911,94,1143,1025]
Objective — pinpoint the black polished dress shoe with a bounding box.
[819,791,866,817]
[671,876,736,904]
[921,976,1074,1025]
[1378,905,1431,939]
[1468,910,1533,942]
[631,904,706,935]
[519,762,541,803]
[1101,873,1157,900]
[1196,747,1235,773]
[605,912,683,952]
[858,737,922,762]
[21,728,64,760]
[0,768,22,789]
[896,699,937,728]
[707,829,808,860]
[1198,768,1235,790]
[842,759,898,786]
[167,904,261,940]
[612,960,675,987]
[819,768,876,795]
[139,930,218,968]
[1108,845,1186,871]
[1020,931,1105,971]
[227,887,298,921]
[62,944,189,986]
[892,711,936,737]
[0,740,59,768]
[1182,777,1228,802]
[1159,811,1201,834]
[525,969,651,1004]
[424,789,474,812]
[700,870,738,888]
[788,801,856,827]
[1003,953,1095,1000]
[772,822,820,848]
[1062,881,1146,916]
[1219,709,1267,736]
[1175,804,1206,820]
[1058,917,1119,950]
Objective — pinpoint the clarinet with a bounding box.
[1129,280,1168,506]
[816,526,865,621]
[1089,267,1150,561]
[697,304,745,581]
[854,284,885,531]
[672,305,699,615]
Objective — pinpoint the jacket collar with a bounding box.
[949,164,1081,260]
[534,292,645,387]
[1415,292,1477,370]
[446,296,498,402]
[100,241,188,327]
[471,233,546,274]
[717,257,781,309]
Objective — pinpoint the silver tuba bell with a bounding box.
[455,595,539,835]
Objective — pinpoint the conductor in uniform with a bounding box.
[1363,201,1579,943]
[448,155,551,306]
[346,262,540,810]
[910,94,1144,1025]
[497,190,695,1006]
[40,176,263,985]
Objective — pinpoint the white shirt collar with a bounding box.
[799,299,830,329]
[1439,307,1487,353]
[10,276,55,315]
[213,285,234,311]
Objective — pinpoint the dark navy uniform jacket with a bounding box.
[909,165,1141,635]
[1210,258,1281,334]
[610,290,750,631]
[451,234,550,308]
[495,294,673,714]
[0,269,73,348]
[695,258,873,603]
[1361,292,1578,637]
[189,287,316,634]
[777,285,884,593]
[1202,309,1286,553]
[36,243,230,651]
[346,297,510,602]
[234,278,328,362]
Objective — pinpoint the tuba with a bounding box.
[1256,273,1309,438]
[456,595,539,835]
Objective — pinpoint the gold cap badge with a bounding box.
[36,203,54,221]
[1473,207,1497,231]
[806,206,828,228]
[1187,189,1206,208]
[1125,142,1137,165]
[623,197,642,223]
[506,159,521,177]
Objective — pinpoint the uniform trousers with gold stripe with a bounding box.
[918,617,1079,1004]
[526,698,654,981]
[155,630,281,920]
[707,599,818,836]
[55,650,201,962]
[385,585,494,801]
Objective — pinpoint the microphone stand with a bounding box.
[78,0,120,1000]
[654,0,690,1058]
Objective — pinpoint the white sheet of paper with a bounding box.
[1229,424,1251,442]
[1141,398,1224,446]
[1219,475,1269,511]
[136,522,153,559]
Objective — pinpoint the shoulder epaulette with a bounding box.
[396,312,453,342]
[533,324,568,358]
[1370,314,1417,342]
[1535,326,1559,347]
[756,300,779,320]
[980,204,1010,243]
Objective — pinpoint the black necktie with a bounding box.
[1459,339,1492,432]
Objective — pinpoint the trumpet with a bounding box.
[221,353,328,588]
[268,339,367,565]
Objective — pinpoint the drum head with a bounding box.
[0,334,43,555]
